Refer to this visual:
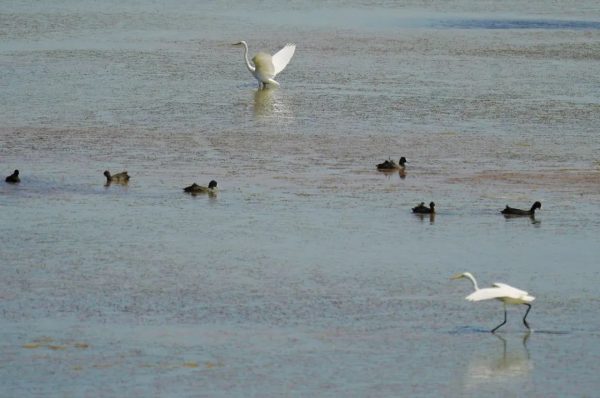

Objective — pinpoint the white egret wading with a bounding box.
[233,41,296,89]
[451,272,535,333]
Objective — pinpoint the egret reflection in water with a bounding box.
[253,88,274,116]
[253,88,290,118]
[464,333,533,391]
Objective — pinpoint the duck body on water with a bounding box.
[377,156,406,171]
[104,170,130,184]
[501,201,542,216]
[412,201,435,214]
[184,180,218,195]
[5,170,20,183]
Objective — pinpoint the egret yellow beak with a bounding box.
[450,273,464,280]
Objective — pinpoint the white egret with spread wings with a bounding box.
[233,41,296,89]
[451,272,535,333]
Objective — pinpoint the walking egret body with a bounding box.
[233,41,296,89]
[451,272,535,333]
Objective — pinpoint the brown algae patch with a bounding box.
[47,345,67,350]
[22,338,90,351]
[449,169,600,194]
[22,336,54,349]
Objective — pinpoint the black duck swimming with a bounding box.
[184,180,218,194]
[501,201,541,216]
[5,170,20,183]
[412,201,435,214]
[377,157,407,171]
[104,170,130,184]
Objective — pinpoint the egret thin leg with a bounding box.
[522,303,532,329]
[491,305,507,333]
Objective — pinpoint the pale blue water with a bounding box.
[1,1,600,396]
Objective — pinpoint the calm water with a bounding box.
[1,0,600,396]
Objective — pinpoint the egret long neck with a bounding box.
[242,42,255,72]
[465,274,480,291]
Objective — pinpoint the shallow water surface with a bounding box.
[1,0,600,396]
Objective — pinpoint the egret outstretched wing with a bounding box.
[492,283,530,297]
[466,284,532,302]
[466,287,509,302]
[272,43,296,76]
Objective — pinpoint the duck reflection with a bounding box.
[464,332,533,390]
[503,213,541,226]
[414,212,435,224]
[378,169,406,180]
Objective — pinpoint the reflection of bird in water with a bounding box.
[233,41,296,89]
[464,332,533,390]
[451,272,535,333]
[253,88,274,116]
[379,168,406,180]
[414,211,435,224]
[253,88,292,118]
